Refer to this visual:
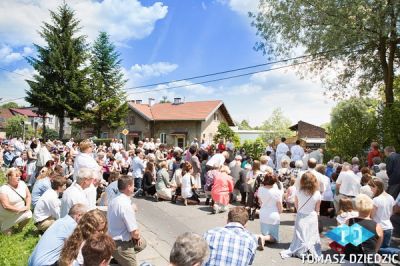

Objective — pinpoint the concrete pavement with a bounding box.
[134,197,339,266]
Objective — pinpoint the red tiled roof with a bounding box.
[10,108,41,117]
[128,100,235,125]
[0,109,14,128]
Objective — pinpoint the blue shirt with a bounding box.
[203,222,257,266]
[31,177,51,207]
[28,215,77,266]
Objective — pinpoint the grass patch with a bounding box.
[0,169,39,265]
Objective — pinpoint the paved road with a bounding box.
[134,197,339,266]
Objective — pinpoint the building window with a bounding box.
[160,133,167,144]
[48,117,53,123]
[128,115,136,125]
[177,137,185,148]
[213,113,219,121]
[101,132,109,138]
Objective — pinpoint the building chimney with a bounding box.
[135,99,142,104]
[148,98,155,107]
[173,97,182,105]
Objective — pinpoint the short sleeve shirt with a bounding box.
[108,193,138,241]
[372,193,395,230]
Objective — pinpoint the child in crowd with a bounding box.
[284,177,296,212]
[336,197,358,225]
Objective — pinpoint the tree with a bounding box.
[326,98,377,161]
[238,120,252,130]
[252,0,400,105]
[78,32,128,137]
[214,122,241,147]
[241,138,266,160]
[5,115,34,139]
[0,102,19,109]
[26,4,90,139]
[159,96,171,103]
[260,108,293,142]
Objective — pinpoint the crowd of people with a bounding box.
[0,136,399,265]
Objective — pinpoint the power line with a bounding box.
[128,59,318,95]
[126,51,330,90]
[0,97,26,104]
[0,67,34,79]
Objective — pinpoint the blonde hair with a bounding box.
[220,165,231,174]
[6,167,21,180]
[79,140,92,152]
[159,161,168,169]
[259,156,268,165]
[37,167,53,180]
[59,209,107,266]
[300,172,318,195]
[355,194,373,214]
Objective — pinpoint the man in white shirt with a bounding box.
[73,140,101,181]
[309,148,324,164]
[60,168,95,217]
[36,141,53,172]
[276,138,289,170]
[143,138,150,154]
[294,158,325,194]
[108,175,146,265]
[130,149,145,196]
[290,140,304,162]
[66,138,74,149]
[334,163,361,211]
[206,151,229,169]
[33,176,66,232]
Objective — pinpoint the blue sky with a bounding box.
[0,0,335,126]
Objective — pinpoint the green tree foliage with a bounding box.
[5,115,34,139]
[26,4,90,139]
[378,102,400,150]
[241,138,266,160]
[214,122,241,147]
[327,98,377,161]
[0,102,19,109]
[78,32,128,137]
[238,120,252,130]
[159,96,171,103]
[260,108,293,142]
[252,0,400,105]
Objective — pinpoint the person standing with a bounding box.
[290,140,304,162]
[73,140,100,182]
[130,149,145,196]
[108,175,147,266]
[367,142,381,168]
[276,138,289,170]
[203,206,257,266]
[384,146,400,199]
[36,141,53,176]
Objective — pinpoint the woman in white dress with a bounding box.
[280,172,321,259]
[257,173,283,250]
[0,168,32,234]
[181,162,200,206]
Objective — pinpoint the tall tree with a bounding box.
[0,102,19,109]
[238,119,252,130]
[252,0,400,105]
[78,32,128,137]
[260,108,293,142]
[327,98,377,161]
[26,4,90,139]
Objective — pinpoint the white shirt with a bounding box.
[73,152,100,181]
[319,172,333,201]
[84,184,97,209]
[296,190,321,214]
[290,145,304,161]
[336,170,361,197]
[33,189,61,222]
[206,153,226,168]
[360,185,374,198]
[60,183,90,218]
[226,141,234,151]
[276,142,289,169]
[258,186,282,224]
[36,147,52,167]
[108,193,138,242]
[373,193,395,230]
[376,171,389,190]
[181,173,193,199]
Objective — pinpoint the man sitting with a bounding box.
[28,204,87,266]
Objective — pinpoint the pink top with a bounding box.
[211,172,234,205]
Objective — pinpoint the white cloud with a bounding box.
[218,0,259,16]
[0,0,168,46]
[201,2,207,10]
[123,62,179,89]
[225,66,335,126]
[0,45,33,64]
